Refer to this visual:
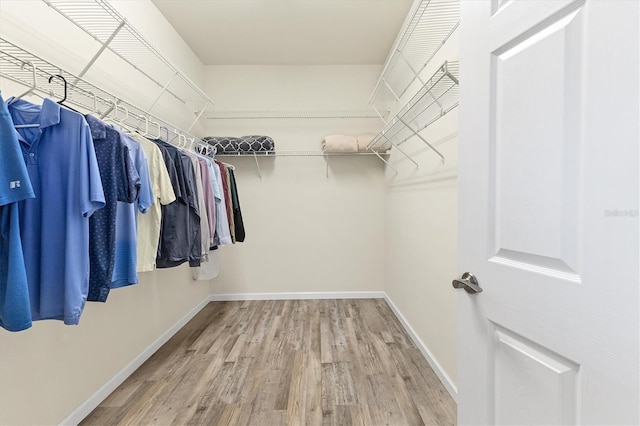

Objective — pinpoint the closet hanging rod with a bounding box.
[214,150,396,179]
[215,150,390,157]
[206,110,382,120]
[0,38,209,153]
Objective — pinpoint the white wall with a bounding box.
[0,266,209,426]
[204,65,386,295]
[383,30,460,387]
[0,1,211,425]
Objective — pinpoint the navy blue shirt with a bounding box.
[85,115,139,302]
[153,140,201,268]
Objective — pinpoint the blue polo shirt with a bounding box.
[86,115,140,302]
[7,97,105,325]
[111,131,153,288]
[0,91,35,332]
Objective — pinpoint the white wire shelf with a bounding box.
[368,60,458,165]
[0,38,209,152]
[206,110,381,120]
[215,150,389,157]
[215,150,393,179]
[369,0,459,118]
[42,0,213,130]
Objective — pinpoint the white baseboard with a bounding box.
[59,296,212,426]
[383,293,458,402]
[210,291,385,301]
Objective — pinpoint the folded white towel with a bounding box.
[322,135,358,152]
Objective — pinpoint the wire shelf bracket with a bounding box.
[368,60,459,165]
[369,0,459,115]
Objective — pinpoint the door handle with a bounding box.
[452,272,482,294]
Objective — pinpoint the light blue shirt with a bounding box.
[212,161,232,246]
[0,92,35,331]
[7,97,105,325]
[111,131,153,288]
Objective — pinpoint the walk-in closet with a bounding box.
[1,1,638,425]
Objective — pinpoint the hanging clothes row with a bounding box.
[0,92,245,332]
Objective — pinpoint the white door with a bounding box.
[457,0,639,424]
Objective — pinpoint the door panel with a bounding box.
[492,324,579,425]
[458,0,639,424]
[490,4,584,279]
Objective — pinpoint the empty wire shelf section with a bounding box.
[42,0,213,130]
[368,60,458,163]
[369,0,459,119]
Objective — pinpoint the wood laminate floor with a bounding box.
[81,299,456,426]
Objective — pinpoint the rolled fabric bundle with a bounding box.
[204,136,240,153]
[322,135,358,152]
[238,135,275,154]
[357,134,375,151]
[358,134,391,152]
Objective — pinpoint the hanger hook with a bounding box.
[48,74,67,104]
[118,104,129,123]
[87,91,97,113]
[150,120,161,139]
[141,115,149,136]
[107,99,119,121]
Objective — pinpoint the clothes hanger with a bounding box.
[48,74,83,115]
[48,74,67,104]
[12,64,45,129]
[9,62,38,104]
[131,113,149,137]
[149,120,161,140]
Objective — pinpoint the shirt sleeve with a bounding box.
[136,153,154,214]
[157,149,176,206]
[80,119,106,217]
[0,92,34,205]
[174,152,189,206]
[161,149,182,204]
[183,158,200,217]
[117,144,140,203]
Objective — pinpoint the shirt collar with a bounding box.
[85,114,106,139]
[4,97,61,129]
[39,98,61,128]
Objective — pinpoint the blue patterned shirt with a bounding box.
[85,115,139,302]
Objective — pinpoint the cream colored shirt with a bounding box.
[129,133,176,272]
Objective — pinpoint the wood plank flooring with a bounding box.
[81,299,456,426]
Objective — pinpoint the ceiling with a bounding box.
[151,0,413,66]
